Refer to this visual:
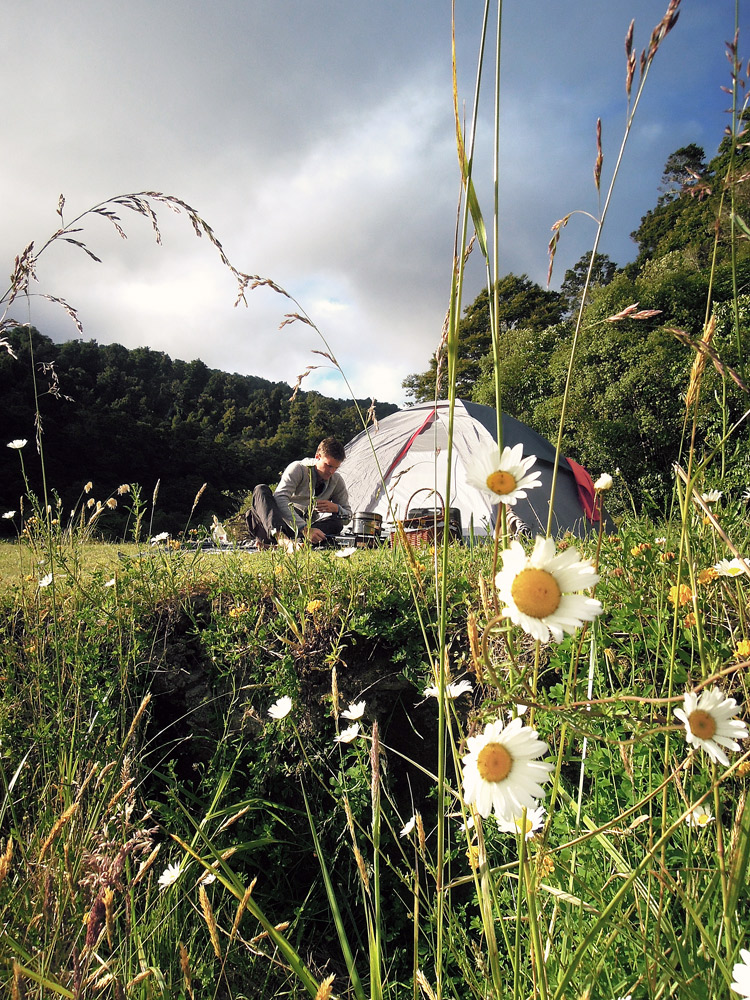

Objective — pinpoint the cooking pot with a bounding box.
[351,511,383,536]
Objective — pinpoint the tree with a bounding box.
[657,144,706,205]
[402,274,564,402]
[560,251,619,317]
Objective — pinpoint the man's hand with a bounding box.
[305,526,327,544]
[315,499,338,514]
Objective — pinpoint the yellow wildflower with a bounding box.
[668,584,693,607]
[697,567,719,585]
[683,612,697,627]
[735,639,750,659]
[306,599,323,614]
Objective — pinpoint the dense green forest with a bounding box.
[0,327,397,535]
[404,132,750,511]
[3,132,749,533]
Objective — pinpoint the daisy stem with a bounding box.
[523,858,549,1000]
[712,772,733,959]
[474,817,504,998]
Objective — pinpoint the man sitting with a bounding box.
[247,437,351,547]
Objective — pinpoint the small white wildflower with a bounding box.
[334,723,360,744]
[150,531,169,544]
[423,679,473,700]
[7,439,27,450]
[268,696,292,720]
[158,862,182,889]
[2,511,15,519]
[39,572,53,588]
[685,804,714,829]
[496,804,546,841]
[594,473,613,491]
[731,949,750,997]
[104,578,116,588]
[341,700,366,720]
[399,815,416,838]
[714,557,748,578]
[701,489,723,503]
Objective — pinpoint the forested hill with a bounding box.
[1,327,397,536]
[403,132,750,511]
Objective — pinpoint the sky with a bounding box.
[2,1,746,406]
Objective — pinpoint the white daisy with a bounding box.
[341,700,366,721]
[399,815,416,837]
[39,573,53,588]
[423,679,473,700]
[496,804,546,840]
[150,531,170,544]
[2,511,15,519]
[268,696,292,720]
[158,862,182,890]
[461,716,554,821]
[6,439,27,450]
[594,473,613,491]
[465,441,542,505]
[334,723,360,743]
[685,804,714,829]
[714,557,748,578]
[732,949,750,997]
[674,687,748,766]
[495,535,603,644]
[701,489,723,503]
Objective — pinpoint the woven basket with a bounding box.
[389,489,446,548]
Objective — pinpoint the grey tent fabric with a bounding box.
[343,399,602,538]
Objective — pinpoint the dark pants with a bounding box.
[247,484,343,544]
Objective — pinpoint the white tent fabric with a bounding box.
[343,399,598,538]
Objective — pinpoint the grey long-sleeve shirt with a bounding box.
[273,458,352,531]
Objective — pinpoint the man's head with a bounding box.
[314,437,346,481]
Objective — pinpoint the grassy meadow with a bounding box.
[3,1,750,997]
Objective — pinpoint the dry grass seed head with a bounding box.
[416,969,437,1000]
[199,884,222,959]
[315,973,336,1000]
[0,837,13,889]
[39,801,79,860]
[179,941,195,1000]
[230,877,257,942]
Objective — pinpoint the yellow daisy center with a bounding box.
[476,742,513,782]
[687,708,717,741]
[511,568,562,619]
[696,811,710,827]
[515,816,533,836]
[486,470,517,496]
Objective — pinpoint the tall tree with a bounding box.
[402,273,564,402]
[560,251,619,317]
[656,144,706,205]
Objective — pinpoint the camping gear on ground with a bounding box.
[351,511,383,536]
[389,489,453,548]
[407,505,462,539]
[344,399,608,539]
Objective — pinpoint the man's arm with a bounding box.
[273,462,311,531]
[327,474,351,522]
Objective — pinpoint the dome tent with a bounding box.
[343,399,603,539]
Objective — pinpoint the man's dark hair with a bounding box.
[317,437,346,462]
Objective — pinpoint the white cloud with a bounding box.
[1,1,743,406]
